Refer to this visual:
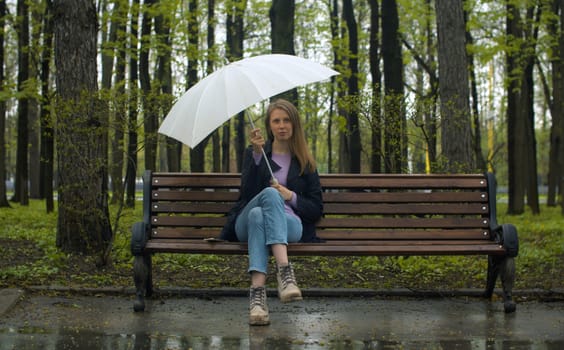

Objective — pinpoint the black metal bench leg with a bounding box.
[133,254,151,312]
[146,254,153,297]
[485,255,500,298]
[500,256,516,313]
[485,255,516,313]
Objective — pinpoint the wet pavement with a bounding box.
[0,288,563,349]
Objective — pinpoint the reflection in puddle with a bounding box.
[0,328,563,350]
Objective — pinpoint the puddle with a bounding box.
[0,328,563,350]
[1,296,563,349]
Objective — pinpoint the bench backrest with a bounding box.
[142,171,498,243]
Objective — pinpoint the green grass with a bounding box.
[0,200,140,287]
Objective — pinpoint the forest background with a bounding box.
[0,0,563,258]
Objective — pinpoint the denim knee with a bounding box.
[261,187,282,202]
[247,207,263,227]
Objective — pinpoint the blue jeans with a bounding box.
[235,187,303,274]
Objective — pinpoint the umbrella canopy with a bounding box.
[158,54,339,148]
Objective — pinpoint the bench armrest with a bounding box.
[500,223,519,257]
[492,223,519,258]
[486,172,499,230]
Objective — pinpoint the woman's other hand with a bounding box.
[271,181,294,201]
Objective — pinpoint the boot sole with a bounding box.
[278,292,303,303]
[249,316,270,326]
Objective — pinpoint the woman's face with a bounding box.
[269,108,293,142]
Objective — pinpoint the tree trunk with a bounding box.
[522,59,540,214]
[100,0,115,92]
[39,0,54,213]
[328,0,339,173]
[208,0,220,173]
[226,0,245,171]
[140,0,158,171]
[99,0,115,195]
[29,7,42,199]
[335,0,349,173]
[99,0,115,202]
[368,0,382,174]
[560,1,564,215]
[522,5,541,214]
[0,0,9,207]
[343,0,361,173]
[435,0,474,173]
[546,0,563,209]
[382,0,405,173]
[110,0,127,204]
[424,0,438,172]
[506,3,541,214]
[14,0,30,205]
[125,0,139,208]
[53,0,113,256]
[464,9,487,172]
[155,6,178,172]
[270,0,297,104]
[221,122,230,172]
[188,0,206,172]
[506,3,525,214]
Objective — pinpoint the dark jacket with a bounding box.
[220,142,324,243]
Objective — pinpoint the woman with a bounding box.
[220,99,323,326]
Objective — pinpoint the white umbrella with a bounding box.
[158,54,339,149]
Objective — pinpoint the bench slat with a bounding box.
[322,191,488,203]
[151,189,488,204]
[323,203,488,215]
[144,240,505,256]
[317,229,490,240]
[318,175,487,189]
[152,173,240,187]
[150,215,489,229]
[152,190,239,201]
[287,244,505,256]
[151,216,226,226]
[152,202,235,214]
[151,173,488,189]
[149,202,488,215]
[316,217,488,229]
[150,228,491,240]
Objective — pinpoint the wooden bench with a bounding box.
[131,170,519,313]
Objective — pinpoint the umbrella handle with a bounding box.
[247,114,277,184]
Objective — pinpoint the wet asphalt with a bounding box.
[0,288,563,349]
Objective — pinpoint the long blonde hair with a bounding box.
[265,99,316,174]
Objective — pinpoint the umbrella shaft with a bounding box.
[260,147,276,181]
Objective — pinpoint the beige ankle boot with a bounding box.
[249,286,270,326]
[276,263,303,303]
